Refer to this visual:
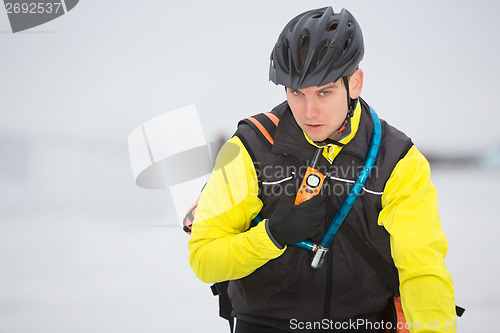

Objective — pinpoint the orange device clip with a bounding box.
[295,148,325,205]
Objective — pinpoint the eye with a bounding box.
[291,90,302,96]
[319,91,330,96]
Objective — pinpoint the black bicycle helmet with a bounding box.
[269,7,364,90]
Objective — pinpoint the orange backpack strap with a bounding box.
[393,296,410,333]
[237,112,280,148]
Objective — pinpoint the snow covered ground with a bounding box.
[0,164,498,333]
[0,211,227,333]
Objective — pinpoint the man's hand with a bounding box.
[267,194,327,248]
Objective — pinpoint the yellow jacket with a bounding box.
[188,100,457,332]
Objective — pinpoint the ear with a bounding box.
[349,69,364,99]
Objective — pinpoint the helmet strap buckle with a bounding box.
[338,76,355,134]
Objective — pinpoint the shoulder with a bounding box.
[357,98,414,162]
[379,118,414,160]
[234,101,290,155]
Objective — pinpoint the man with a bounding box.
[188,6,456,333]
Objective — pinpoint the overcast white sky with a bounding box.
[1,0,499,154]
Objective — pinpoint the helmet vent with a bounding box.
[347,21,353,28]
[282,39,290,71]
[314,45,328,70]
[312,12,324,19]
[299,34,310,68]
[343,38,351,52]
[327,22,338,32]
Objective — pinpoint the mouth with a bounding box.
[305,124,324,130]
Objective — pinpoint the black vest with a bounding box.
[229,98,413,330]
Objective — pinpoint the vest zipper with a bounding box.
[322,179,334,331]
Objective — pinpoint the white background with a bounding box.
[1,1,499,332]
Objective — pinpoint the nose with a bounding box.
[303,97,319,119]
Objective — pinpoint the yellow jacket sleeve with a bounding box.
[188,136,285,284]
[379,145,457,333]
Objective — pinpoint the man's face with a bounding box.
[286,78,349,142]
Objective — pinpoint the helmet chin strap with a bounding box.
[338,76,355,134]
